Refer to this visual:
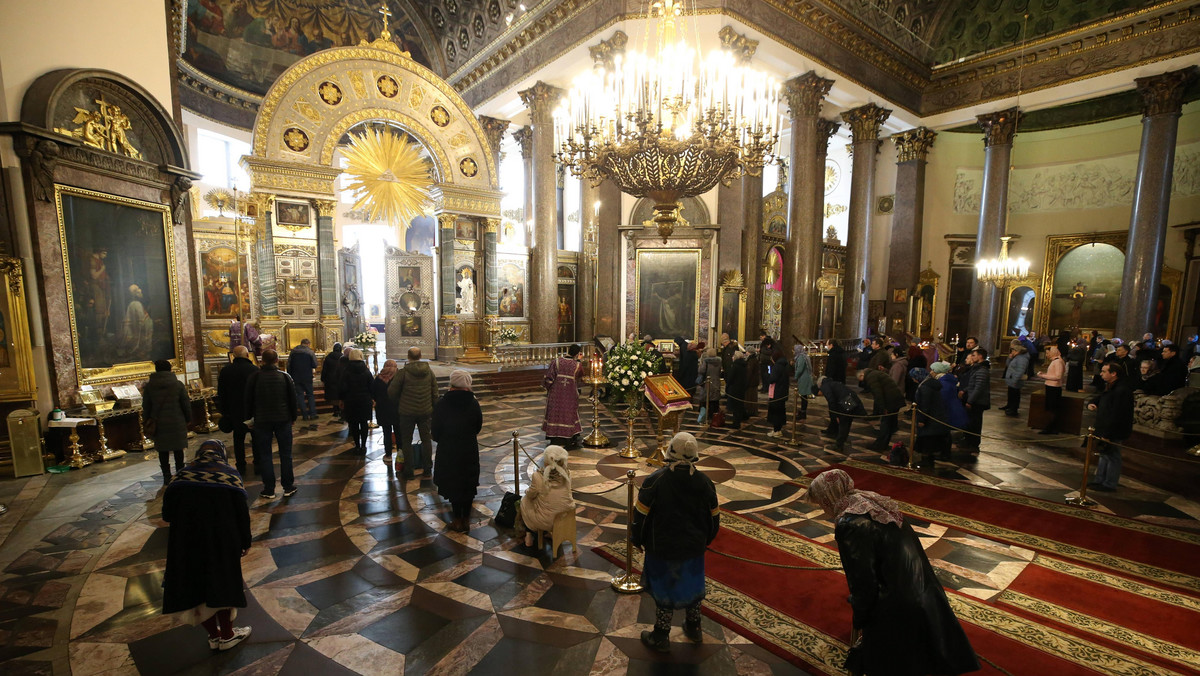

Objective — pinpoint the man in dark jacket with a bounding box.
[1088,362,1134,492]
[674,336,699,394]
[824,340,847,383]
[820,376,867,452]
[217,345,258,477]
[320,343,344,419]
[958,348,990,453]
[387,347,439,478]
[287,338,319,420]
[725,351,748,429]
[862,367,905,451]
[758,332,776,392]
[718,333,737,376]
[245,349,298,499]
[1159,343,1188,394]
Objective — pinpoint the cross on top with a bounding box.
[378,3,392,39]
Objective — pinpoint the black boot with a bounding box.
[640,629,670,653]
[684,619,703,643]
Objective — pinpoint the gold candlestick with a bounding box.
[202,397,220,433]
[619,413,640,459]
[67,424,92,469]
[582,374,609,448]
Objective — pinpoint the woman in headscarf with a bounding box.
[161,440,253,652]
[911,367,950,464]
[432,370,483,532]
[515,445,575,548]
[930,361,969,438]
[320,342,344,419]
[372,359,399,459]
[143,359,192,485]
[793,344,814,421]
[632,432,720,653]
[808,469,978,676]
[698,346,723,424]
[339,348,375,452]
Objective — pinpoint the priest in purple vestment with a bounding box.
[542,344,583,448]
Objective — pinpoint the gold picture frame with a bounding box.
[634,248,701,340]
[55,185,184,386]
[717,270,747,343]
[914,266,939,340]
[998,275,1041,344]
[0,257,38,401]
[1037,231,1126,337]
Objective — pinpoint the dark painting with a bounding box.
[396,265,421,291]
[637,250,699,340]
[406,215,436,255]
[720,290,741,342]
[60,192,178,369]
[557,284,574,342]
[1049,243,1123,332]
[400,315,421,337]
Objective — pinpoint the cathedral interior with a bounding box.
[0,1,1198,674]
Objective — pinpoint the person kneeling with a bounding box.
[515,445,575,547]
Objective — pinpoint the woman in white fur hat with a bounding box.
[515,445,575,547]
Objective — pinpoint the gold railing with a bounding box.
[492,342,588,367]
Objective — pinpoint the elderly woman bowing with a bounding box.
[515,445,575,547]
[432,369,483,532]
[808,469,978,676]
[632,432,720,653]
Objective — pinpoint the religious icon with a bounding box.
[1048,242,1122,332]
[557,284,574,342]
[455,266,476,316]
[400,315,422,337]
[396,265,421,291]
[200,246,251,320]
[636,249,699,340]
[275,201,312,230]
[892,288,908,304]
[498,258,526,318]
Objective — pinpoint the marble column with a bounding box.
[740,173,764,343]
[478,115,510,174]
[718,181,743,275]
[518,81,564,344]
[782,73,834,349]
[253,194,278,319]
[437,213,457,319]
[513,126,533,227]
[887,127,937,325]
[595,181,622,336]
[813,119,840,336]
[840,103,891,340]
[314,199,338,320]
[482,217,500,317]
[1115,66,1197,341]
[968,108,1020,353]
[578,178,599,341]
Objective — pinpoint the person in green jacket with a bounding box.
[387,347,439,478]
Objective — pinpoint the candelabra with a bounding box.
[581,353,610,447]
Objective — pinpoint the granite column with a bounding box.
[740,173,764,344]
[518,82,564,343]
[813,119,840,337]
[578,178,599,341]
[253,194,278,319]
[887,128,937,327]
[968,108,1020,353]
[595,181,623,337]
[840,104,891,340]
[314,199,337,322]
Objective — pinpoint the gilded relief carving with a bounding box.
[283,127,310,152]
[348,70,367,98]
[430,105,452,127]
[318,81,343,105]
[377,74,399,97]
[292,99,323,124]
[459,157,478,177]
[54,95,141,159]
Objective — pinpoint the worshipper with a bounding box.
[793,343,814,421]
[888,346,909,391]
[1134,359,1164,396]
[766,350,791,437]
[372,360,399,460]
[904,344,927,402]
[245,349,298,499]
[719,332,737,375]
[931,361,970,436]
[867,336,891,373]
[320,342,344,419]
[1088,362,1135,492]
[725,350,748,429]
[217,346,258,477]
[824,339,847,383]
[542,344,583,446]
[861,365,904,451]
[143,359,193,486]
[1112,341,1135,377]
[514,445,574,547]
[432,370,483,531]
[632,432,720,652]
[161,440,253,652]
[744,348,761,417]
[1184,334,1200,366]
[1001,340,1030,418]
[1159,342,1188,393]
[339,348,374,453]
[674,336,700,393]
[807,469,979,676]
[698,346,723,424]
[858,337,875,368]
[911,367,950,463]
[954,336,978,375]
[758,331,777,392]
[1036,345,1065,437]
[642,335,667,371]
[820,376,867,452]
[1021,332,1041,377]
[388,347,439,479]
[1066,339,1088,392]
[228,315,261,357]
[958,348,990,455]
[286,338,319,420]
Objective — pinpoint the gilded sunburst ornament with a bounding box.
[341,129,431,227]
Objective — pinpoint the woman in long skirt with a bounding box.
[432,370,483,531]
[632,432,720,652]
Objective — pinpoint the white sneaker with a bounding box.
[219,626,252,651]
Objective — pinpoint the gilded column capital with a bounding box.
[311,199,337,217]
[1135,66,1197,118]
[249,192,275,214]
[589,30,627,70]
[483,217,501,234]
[478,116,510,154]
[976,107,1021,147]
[518,81,565,125]
[437,213,457,230]
[783,72,834,118]
[512,126,533,160]
[718,26,758,64]
[815,119,841,157]
[892,127,937,163]
[841,103,892,143]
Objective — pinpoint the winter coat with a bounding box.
[520,472,574,533]
[1091,380,1134,441]
[744,353,761,416]
[371,376,397,425]
[868,349,891,373]
[820,377,867,416]
[768,355,791,402]
[888,357,909,392]
[388,360,439,418]
[631,465,719,560]
[245,364,298,424]
[836,514,980,676]
[320,347,343,400]
[961,360,992,409]
[675,337,699,393]
[914,377,948,438]
[431,389,483,504]
[1004,352,1030,389]
[339,360,375,423]
[286,345,318,386]
[825,344,847,383]
[719,341,738,376]
[143,371,193,451]
[725,358,748,403]
[936,374,970,429]
[161,478,251,614]
[863,368,905,413]
[698,356,722,402]
[217,356,258,426]
[1160,356,1188,393]
[794,352,814,396]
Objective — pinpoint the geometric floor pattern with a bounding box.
[1,381,1197,675]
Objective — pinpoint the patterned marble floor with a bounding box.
[1,382,1198,676]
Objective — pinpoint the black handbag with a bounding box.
[494,492,519,528]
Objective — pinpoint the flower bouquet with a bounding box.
[350,327,379,351]
[496,326,520,345]
[603,341,664,418]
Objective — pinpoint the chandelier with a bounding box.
[976,236,1030,287]
[553,0,780,242]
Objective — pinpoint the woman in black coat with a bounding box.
[321,342,344,418]
[824,341,847,383]
[432,370,483,532]
[162,440,253,651]
[372,360,400,458]
[724,352,748,429]
[809,469,978,676]
[339,349,375,452]
[766,350,790,436]
[143,359,193,485]
[911,368,950,462]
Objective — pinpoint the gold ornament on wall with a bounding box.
[459,157,478,177]
[54,94,141,159]
[283,127,310,152]
[341,128,431,229]
[431,105,451,127]
[318,81,343,105]
[377,75,399,98]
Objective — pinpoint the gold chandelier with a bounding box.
[976,236,1030,287]
[554,0,780,242]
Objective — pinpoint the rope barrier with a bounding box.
[1089,434,1200,466]
[907,404,1082,444]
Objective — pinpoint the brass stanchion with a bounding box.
[201,397,220,433]
[136,409,155,450]
[1066,427,1098,508]
[611,469,644,593]
[511,431,521,497]
[907,406,919,471]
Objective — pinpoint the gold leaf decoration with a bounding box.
[341,129,431,227]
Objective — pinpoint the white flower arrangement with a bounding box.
[350,327,379,351]
[497,326,520,344]
[603,341,664,412]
